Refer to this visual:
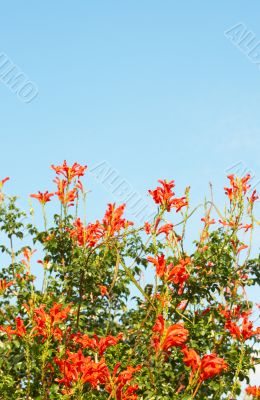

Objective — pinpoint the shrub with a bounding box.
[0,163,259,399]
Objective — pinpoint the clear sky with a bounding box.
[0,0,259,205]
[0,1,259,244]
[0,5,259,258]
[0,1,260,389]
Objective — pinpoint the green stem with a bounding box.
[229,343,245,399]
[41,337,51,399]
[25,339,31,399]
[42,204,48,294]
[119,253,156,310]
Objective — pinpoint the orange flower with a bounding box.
[219,219,236,228]
[246,385,260,398]
[167,257,191,294]
[199,354,228,381]
[162,324,189,351]
[223,308,259,341]
[181,346,201,373]
[148,179,175,212]
[0,279,13,293]
[224,174,251,202]
[0,324,16,338]
[70,205,133,243]
[76,180,84,193]
[181,348,228,382]
[0,317,26,339]
[69,218,104,247]
[156,223,174,237]
[154,293,170,308]
[23,248,36,262]
[152,314,165,335]
[239,223,252,232]
[0,177,9,189]
[148,179,188,212]
[201,216,216,225]
[144,219,174,238]
[99,285,108,297]
[147,254,167,278]
[224,320,240,339]
[21,248,36,274]
[74,332,123,356]
[0,177,9,201]
[15,317,27,337]
[241,174,252,193]
[37,259,51,270]
[55,349,109,390]
[241,317,259,340]
[144,222,151,234]
[105,363,141,400]
[121,384,139,400]
[171,196,188,212]
[152,315,188,353]
[237,244,248,253]
[177,300,188,310]
[54,177,78,206]
[30,190,54,204]
[248,189,259,204]
[51,160,87,184]
[33,303,70,341]
[147,255,191,292]
[102,203,133,237]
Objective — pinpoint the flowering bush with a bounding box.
[0,162,259,399]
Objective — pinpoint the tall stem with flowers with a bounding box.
[0,162,259,399]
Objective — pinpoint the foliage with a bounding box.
[0,165,259,399]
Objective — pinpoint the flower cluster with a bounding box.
[147,254,191,294]
[152,314,189,353]
[54,350,109,394]
[0,279,13,294]
[73,332,123,356]
[182,347,228,381]
[68,203,133,247]
[220,306,260,341]
[148,179,188,212]
[54,332,139,398]
[246,385,260,398]
[31,160,87,208]
[0,166,258,399]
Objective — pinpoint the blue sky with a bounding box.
[0,1,259,241]
[0,0,260,203]
[0,1,260,204]
[0,4,259,253]
[0,1,259,389]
